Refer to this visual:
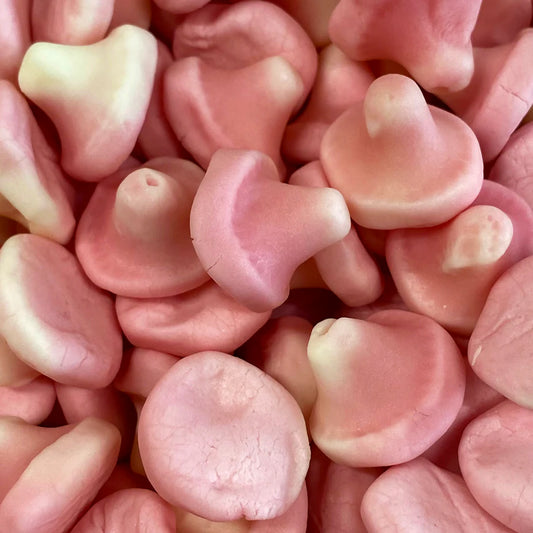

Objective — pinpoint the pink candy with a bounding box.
[1,2,533,531]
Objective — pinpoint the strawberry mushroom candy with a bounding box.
[116,280,271,356]
[282,45,375,164]
[0,234,123,389]
[108,0,152,30]
[76,157,209,298]
[320,74,484,230]
[386,180,533,336]
[360,457,514,532]
[152,0,211,14]
[31,0,114,45]
[0,416,121,533]
[468,254,533,409]
[190,149,351,313]
[172,1,318,111]
[138,351,310,522]
[288,161,384,307]
[459,400,533,532]
[307,310,466,467]
[17,24,157,182]
[0,81,75,245]
[164,54,305,175]
[70,488,177,533]
[435,28,533,162]
[328,0,482,93]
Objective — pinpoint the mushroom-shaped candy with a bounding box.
[0,234,123,389]
[308,311,466,467]
[191,149,351,312]
[76,157,209,298]
[321,74,483,229]
[18,25,157,181]
[328,0,481,92]
[138,351,310,522]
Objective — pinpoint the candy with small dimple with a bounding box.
[138,351,310,522]
[307,310,466,467]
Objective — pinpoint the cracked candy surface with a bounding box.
[0,234,122,388]
[138,351,310,522]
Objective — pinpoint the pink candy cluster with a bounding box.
[1,0,533,531]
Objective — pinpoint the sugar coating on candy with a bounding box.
[76,158,209,298]
[360,457,513,532]
[71,488,177,533]
[321,74,483,229]
[459,400,533,532]
[469,254,533,408]
[0,234,122,388]
[329,0,481,92]
[18,24,157,181]
[0,336,38,388]
[307,311,466,467]
[138,351,310,522]
[190,149,351,312]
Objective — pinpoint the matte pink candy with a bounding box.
[436,29,533,162]
[386,184,533,335]
[282,45,374,164]
[190,149,351,312]
[71,488,177,533]
[0,1,31,85]
[172,1,318,109]
[0,377,56,425]
[489,121,533,210]
[164,55,303,174]
[116,280,271,357]
[472,0,532,46]
[0,234,123,388]
[241,315,317,424]
[0,417,121,533]
[321,74,484,229]
[307,310,466,467]
[76,157,209,298]
[138,351,310,521]
[329,0,481,92]
[360,457,513,532]
[469,254,533,408]
[289,161,384,306]
[0,80,75,244]
[459,400,533,532]
[18,25,157,181]
[31,0,113,45]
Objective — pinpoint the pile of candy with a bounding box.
[1,0,533,531]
